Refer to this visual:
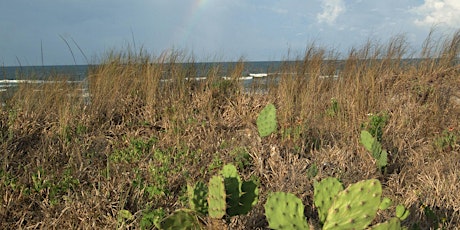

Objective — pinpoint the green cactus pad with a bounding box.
[361,130,388,170]
[360,130,374,152]
[371,138,382,159]
[238,181,259,215]
[368,217,402,230]
[377,149,388,169]
[187,181,208,215]
[257,103,277,137]
[220,164,242,217]
[264,192,310,230]
[220,164,240,180]
[160,209,203,230]
[313,177,344,223]
[208,175,226,219]
[396,204,410,221]
[379,197,392,211]
[224,177,241,216]
[323,179,382,230]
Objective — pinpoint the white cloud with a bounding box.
[317,0,346,25]
[412,0,460,27]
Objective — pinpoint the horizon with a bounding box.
[1,0,460,66]
[2,56,458,69]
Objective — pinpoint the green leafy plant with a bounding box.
[140,207,165,230]
[143,148,177,199]
[362,112,389,142]
[306,163,318,179]
[30,168,79,205]
[159,209,203,230]
[264,177,409,230]
[325,98,339,117]
[229,147,252,170]
[0,169,20,191]
[434,128,458,152]
[419,203,448,229]
[109,137,156,163]
[117,209,134,229]
[281,123,303,142]
[360,130,388,171]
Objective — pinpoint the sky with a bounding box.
[1,0,459,66]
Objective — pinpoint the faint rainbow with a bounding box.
[176,0,210,46]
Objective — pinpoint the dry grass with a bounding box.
[1,31,460,229]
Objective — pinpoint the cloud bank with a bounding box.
[412,0,460,27]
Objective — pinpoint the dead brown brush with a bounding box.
[1,31,460,229]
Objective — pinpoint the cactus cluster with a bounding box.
[189,164,259,219]
[155,164,259,229]
[217,164,259,217]
[186,164,258,219]
[360,130,388,170]
[265,177,410,230]
[257,103,277,137]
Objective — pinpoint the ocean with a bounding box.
[0,61,288,81]
[0,61,294,102]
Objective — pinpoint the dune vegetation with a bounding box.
[1,31,460,229]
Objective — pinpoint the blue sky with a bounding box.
[1,0,459,66]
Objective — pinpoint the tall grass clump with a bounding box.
[1,31,460,229]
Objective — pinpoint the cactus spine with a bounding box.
[257,103,277,137]
[264,192,310,230]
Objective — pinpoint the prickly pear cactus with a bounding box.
[219,164,258,217]
[322,179,382,230]
[239,180,259,215]
[360,130,374,152]
[313,177,344,223]
[379,197,393,211]
[220,164,240,180]
[160,209,203,230]
[360,130,388,170]
[257,103,277,137]
[395,204,410,221]
[371,138,388,169]
[207,175,226,219]
[368,217,402,230]
[187,181,208,215]
[220,163,241,216]
[376,149,388,170]
[264,192,310,230]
